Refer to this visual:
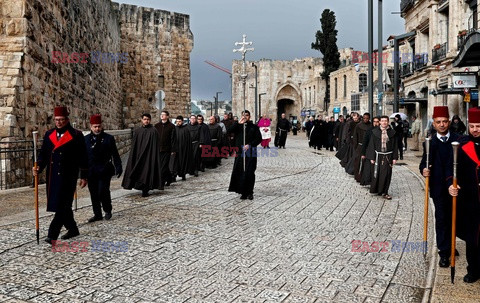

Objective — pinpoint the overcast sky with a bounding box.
[116,0,405,101]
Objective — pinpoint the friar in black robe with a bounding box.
[228,110,262,200]
[360,117,379,186]
[187,115,201,176]
[197,115,212,172]
[122,113,162,197]
[275,113,291,148]
[154,111,176,187]
[170,116,193,181]
[340,113,360,170]
[309,116,326,150]
[366,116,398,199]
[207,116,224,168]
[352,113,371,180]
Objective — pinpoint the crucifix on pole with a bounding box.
[233,34,254,171]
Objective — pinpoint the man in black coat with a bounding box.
[391,114,404,160]
[85,114,122,223]
[207,115,224,168]
[34,106,88,244]
[122,113,162,197]
[275,113,291,148]
[449,107,480,283]
[171,116,193,181]
[155,110,176,187]
[420,106,460,268]
[197,115,211,172]
[187,115,201,177]
[228,110,262,200]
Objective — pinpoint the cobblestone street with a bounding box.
[0,135,434,302]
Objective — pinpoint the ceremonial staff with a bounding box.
[72,122,78,211]
[423,137,431,256]
[451,141,460,283]
[32,131,40,244]
[233,34,254,171]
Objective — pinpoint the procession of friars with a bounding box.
[32,104,480,287]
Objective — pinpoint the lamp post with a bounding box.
[215,92,222,116]
[378,0,383,117]
[252,62,258,122]
[259,93,266,118]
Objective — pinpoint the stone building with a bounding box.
[400,0,479,133]
[0,0,193,139]
[329,45,409,120]
[231,58,326,126]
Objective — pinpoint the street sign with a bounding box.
[464,93,471,103]
[452,72,477,88]
[333,107,340,113]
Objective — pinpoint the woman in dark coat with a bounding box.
[450,115,466,135]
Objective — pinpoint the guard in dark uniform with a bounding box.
[85,114,122,223]
[420,106,460,268]
[449,107,480,283]
[34,106,88,243]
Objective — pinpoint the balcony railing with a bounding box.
[413,53,428,70]
[457,28,477,50]
[401,62,413,78]
[400,0,415,13]
[432,42,447,64]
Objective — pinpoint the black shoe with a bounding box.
[240,195,247,200]
[166,180,171,186]
[439,256,450,268]
[88,216,103,223]
[194,172,199,177]
[61,229,79,240]
[181,176,186,181]
[463,273,480,283]
[142,190,150,197]
[104,212,112,220]
[247,194,253,200]
[400,156,404,160]
[45,237,53,244]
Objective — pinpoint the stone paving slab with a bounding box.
[0,135,444,302]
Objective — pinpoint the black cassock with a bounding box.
[366,126,398,195]
[340,120,359,170]
[228,121,262,196]
[275,118,291,147]
[171,124,193,178]
[122,124,162,191]
[187,123,201,174]
[360,126,375,186]
[351,121,371,180]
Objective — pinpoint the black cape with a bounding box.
[122,124,163,190]
[171,124,194,177]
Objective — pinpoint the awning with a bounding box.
[453,31,480,67]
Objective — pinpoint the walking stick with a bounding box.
[72,122,78,211]
[32,131,40,244]
[451,141,460,284]
[423,137,431,257]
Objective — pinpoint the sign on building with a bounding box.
[452,72,477,88]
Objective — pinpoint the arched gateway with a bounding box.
[275,84,302,122]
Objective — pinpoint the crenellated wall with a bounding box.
[0,0,193,138]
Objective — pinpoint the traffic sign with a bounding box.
[464,93,471,103]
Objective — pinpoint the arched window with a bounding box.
[359,73,367,92]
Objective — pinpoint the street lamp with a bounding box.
[259,93,266,118]
[252,62,258,122]
[215,91,222,116]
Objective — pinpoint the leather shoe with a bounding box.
[438,256,450,268]
[181,176,186,181]
[240,195,247,200]
[61,229,79,240]
[88,216,103,223]
[247,194,253,200]
[104,212,112,220]
[142,190,150,197]
[464,273,480,283]
[45,237,53,244]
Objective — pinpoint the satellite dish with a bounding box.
[155,90,165,110]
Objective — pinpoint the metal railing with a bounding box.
[0,139,43,190]
[457,28,477,50]
[413,53,428,70]
[432,42,447,64]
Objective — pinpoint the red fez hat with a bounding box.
[90,114,102,124]
[469,107,480,123]
[54,106,69,117]
[432,106,449,119]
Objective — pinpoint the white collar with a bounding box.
[436,132,450,141]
